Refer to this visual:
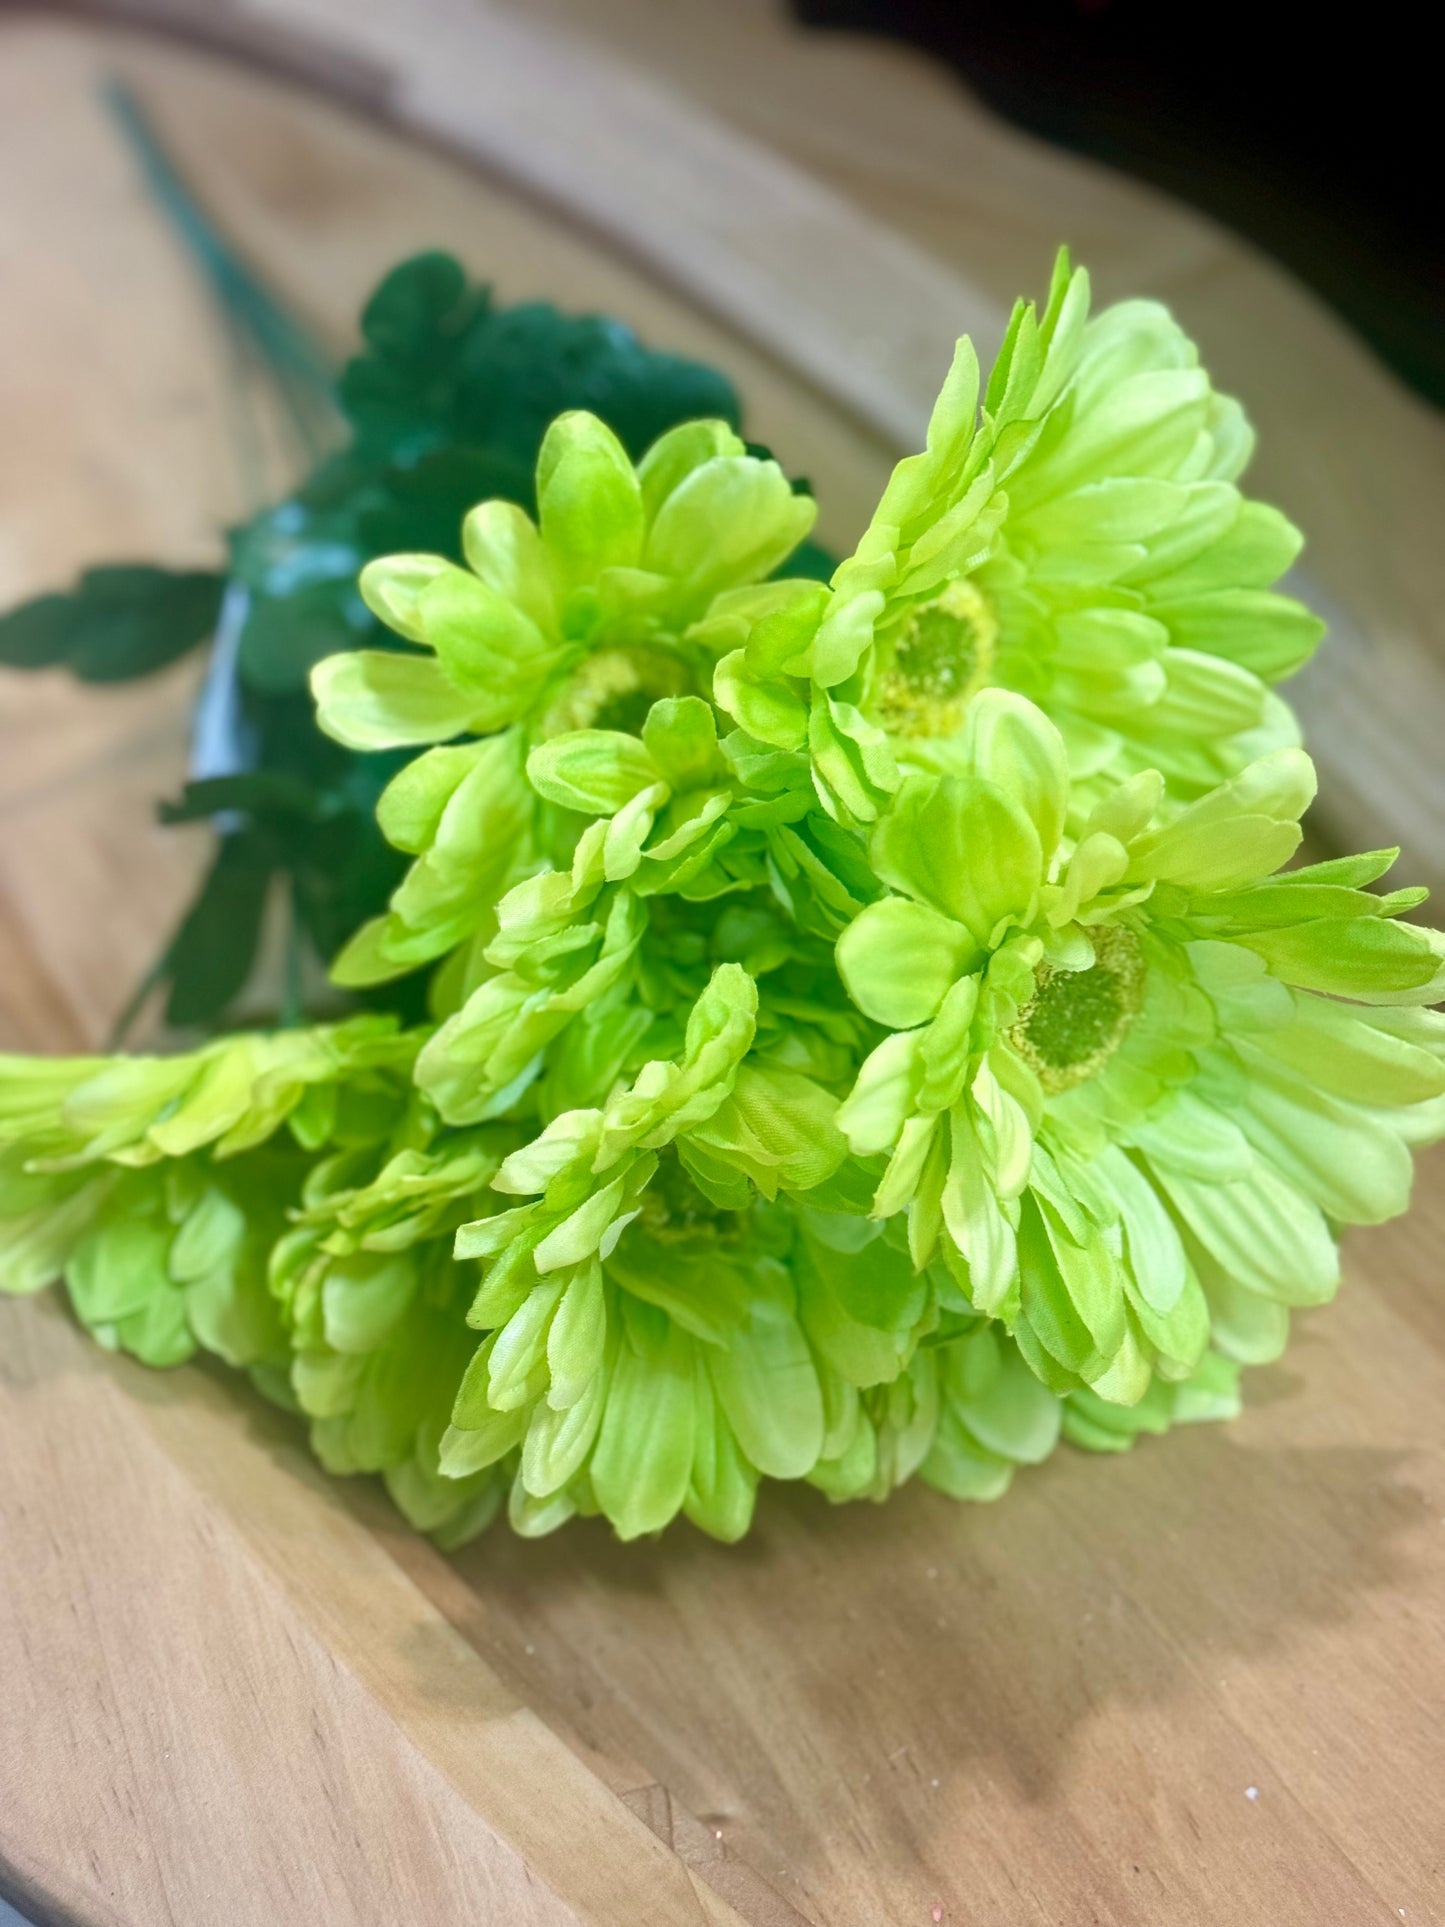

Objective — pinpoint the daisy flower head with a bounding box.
[711,251,1324,825]
[308,414,816,985]
[834,689,1445,1402]
[0,1019,417,1373]
[437,965,843,1539]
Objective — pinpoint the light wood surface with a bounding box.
[1,15,1442,1927]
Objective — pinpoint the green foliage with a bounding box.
[0,567,224,682]
[342,251,741,466]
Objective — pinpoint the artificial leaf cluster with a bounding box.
[4,253,1442,1545]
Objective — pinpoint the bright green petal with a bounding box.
[311,649,483,749]
[590,1310,697,1538]
[871,773,1041,940]
[536,411,644,588]
[836,897,977,1028]
[708,1291,823,1480]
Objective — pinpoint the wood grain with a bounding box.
[1,15,1442,1927]
[0,1301,599,1927]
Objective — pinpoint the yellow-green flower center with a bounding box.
[1010,924,1145,1094]
[539,645,691,738]
[875,579,998,739]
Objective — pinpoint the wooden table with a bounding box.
[1,11,1442,1924]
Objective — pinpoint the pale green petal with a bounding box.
[1230,1047,1415,1224]
[836,897,977,1028]
[1128,749,1316,890]
[686,1065,847,1199]
[546,1259,606,1409]
[527,730,660,816]
[357,553,454,641]
[708,1292,823,1480]
[321,1251,416,1354]
[68,1210,171,1327]
[590,1314,697,1538]
[643,455,816,606]
[311,649,482,750]
[920,1426,1015,1502]
[684,1368,759,1542]
[837,1031,925,1156]
[114,1284,194,1367]
[1257,999,1445,1108]
[957,690,1069,856]
[872,774,1041,941]
[487,1274,567,1409]
[375,740,493,854]
[641,696,725,792]
[943,1326,1062,1463]
[1095,1146,1187,1315]
[460,499,557,633]
[712,649,809,749]
[1152,1157,1339,1307]
[596,964,757,1157]
[521,1363,606,1497]
[1152,590,1324,681]
[942,1112,1017,1314]
[796,1222,923,1385]
[636,419,745,523]
[1196,1266,1292,1365]
[536,411,644,587]
[1238,917,1442,1000]
[411,568,556,716]
[810,591,883,687]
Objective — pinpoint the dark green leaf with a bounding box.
[783,537,838,584]
[235,582,373,694]
[291,808,408,975]
[452,304,741,464]
[159,772,323,826]
[163,835,274,1027]
[359,251,477,362]
[357,446,533,556]
[0,567,223,681]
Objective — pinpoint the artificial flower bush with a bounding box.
[3,254,1441,1545]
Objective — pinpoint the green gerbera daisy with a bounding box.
[0,1018,418,1375]
[710,250,1324,824]
[834,688,1445,1402]
[407,693,874,1128]
[0,1144,295,1374]
[436,964,858,1540]
[309,412,816,986]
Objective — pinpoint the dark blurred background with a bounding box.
[794,0,1441,406]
